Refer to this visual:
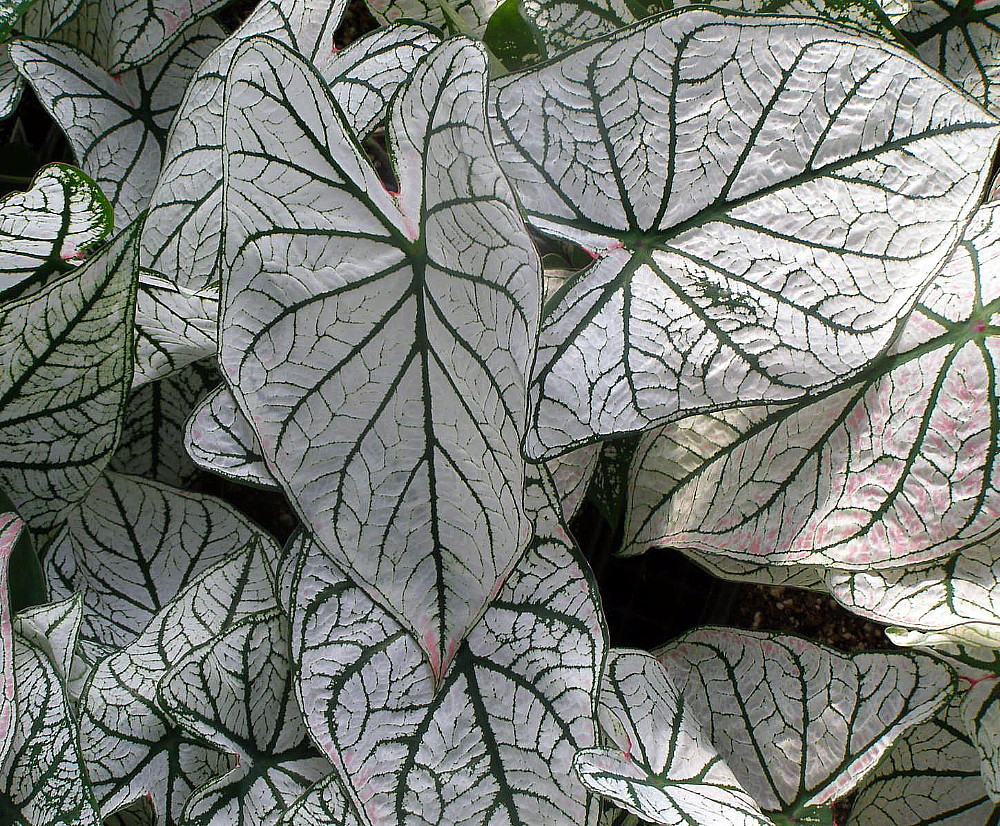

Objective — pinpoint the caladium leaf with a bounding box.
[78,535,279,820]
[276,773,362,826]
[185,384,279,489]
[9,19,226,224]
[365,0,498,34]
[0,0,35,36]
[0,221,138,537]
[491,9,1000,459]
[963,677,1000,803]
[222,35,540,674]
[574,649,772,826]
[158,608,331,826]
[0,163,111,300]
[44,470,278,650]
[0,512,21,769]
[11,592,82,690]
[654,629,956,817]
[901,0,1000,116]
[110,359,218,486]
[547,443,601,521]
[849,694,1000,825]
[292,470,606,825]
[1,633,102,825]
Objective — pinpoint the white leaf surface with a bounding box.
[964,678,1000,803]
[655,628,956,816]
[547,443,601,521]
[0,222,137,536]
[365,0,498,34]
[11,592,82,690]
[222,35,540,674]
[276,773,363,826]
[0,512,21,769]
[491,10,1000,458]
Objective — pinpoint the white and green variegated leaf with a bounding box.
[849,694,1000,825]
[547,443,601,521]
[0,513,21,768]
[276,773,362,826]
[223,35,540,674]
[185,384,279,489]
[491,10,1000,460]
[0,222,137,537]
[1,633,101,825]
[159,608,331,826]
[880,0,910,19]
[293,470,605,825]
[0,0,35,36]
[963,678,1000,803]
[103,798,155,826]
[0,163,111,299]
[9,20,225,225]
[574,649,771,826]
[655,629,956,817]
[45,471,277,651]
[901,0,1000,116]
[365,0,497,34]
[628,202,1000,574]
[134,3,439,384]
[110,359,218,485]
[78,536,279,820]
[11,593,82,690]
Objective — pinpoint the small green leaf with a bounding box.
[484,0,540,69]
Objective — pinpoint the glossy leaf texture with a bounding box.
[574,649,772,825]
[222,35,540,674]
[0,222,137,537]
[158,608,331,826]
[654,629,955,817]
[0,163,111,300]
[44,470,280,650]
[292,470,606,826]
[849,693,1000,825]
[78,535,279,820]
[10,19,225,224]
[491,9,1000,459]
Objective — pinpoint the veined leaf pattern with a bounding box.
[11,592,82,691]
[0,222,137,537]
[0,163,111,300]
[655,629,956,816]
[292,471,605,825]
[0,513,21,769]
[962,676,1000,803]
[276,773,363,826]
[574,649,772,826]
[491,10,1000,459]
[365,0,498,34]
[222,35,540,674]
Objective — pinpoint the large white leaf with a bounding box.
[574,649,772,826]
[0,222,137,536]
[491,9,1000,459]
[222,35,540,674]
[654,628,956,817]
[159,608,331,826]
[0,513,21,769]
[10,20,225,225]
[44,470,279,650]
[0,163,111,300]
[292,470,605,825]
[962,677,1000,804]
[276,773,362,826]
[849,694,1000,825]
[78,536,279,820]
[11,592,82,691]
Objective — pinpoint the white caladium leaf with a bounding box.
[276,773,362,826]
[0,222,137,537]
[366,0,498,34]
[79,535,279,820]
[963,678,1000,803]
[110,359,218,486]
[574,649,772,826]
[0,513,21,769]
[0,163,111,299]
[655,629,956,817]
[1,633,102,825]
[185,384,279,489]
[223,35,540,675]
[11,592,82,690]
[849,694,1000,825]
[159,608,330,826]
[901,0,1000,116]
[492,9,1000,459]
[134,5,439,384]
[293,470,605,825]
[628,202,1000,573]
[547,442,600,521]
[45,471,277,651]
[9,19,225,224]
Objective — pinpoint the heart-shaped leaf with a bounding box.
[491,9,1000,459]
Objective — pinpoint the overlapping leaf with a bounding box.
[491,9,1000,459]
[963,677,1000,803]
[292,471,605,826]
[0,163,111,300]
[11,592,82,691]
[78,536,279,819]
[574,649,772,825]
[10,20,225,224]
[222,35,540,673]
[654,629,955,817]
[0,513,21,769]
[276,774,362,826]
[158,608,331,826]
[44,471,278,650]
[0,222,137,536]
[365,0,498,34]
